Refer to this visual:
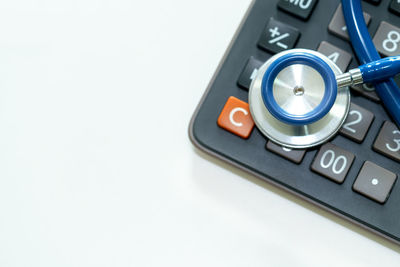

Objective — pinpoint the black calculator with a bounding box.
[189,0,400,245]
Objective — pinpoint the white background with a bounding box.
[0,0,399,266]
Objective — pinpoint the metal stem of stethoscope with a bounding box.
[336,68,363,88]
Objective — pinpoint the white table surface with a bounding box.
[0,0,399,266]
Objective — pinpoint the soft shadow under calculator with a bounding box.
[189,0,400,244]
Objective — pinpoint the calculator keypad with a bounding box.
[317,41,352,72]
[328,4,371,41]
[277,0,318,20]
[339,103,374,143]
[217,97,254,139]
[351,83,380,102]
[311,143,355,184]
[389,0,400,15]
[221,4,400,203]
[353,161,397,204]
[373,121,400,162]
[266,141,306,164]
[258,18,300,54]
[372,21,400,57]
[237,57,263,90]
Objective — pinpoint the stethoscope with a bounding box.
[249,0,400,149]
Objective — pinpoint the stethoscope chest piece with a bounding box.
[249,49,350,149]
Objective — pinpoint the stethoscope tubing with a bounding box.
[337,56,400,88]
[359,56,400,83]
[343,0,400,127]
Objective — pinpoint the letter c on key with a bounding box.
[229,107,248,127]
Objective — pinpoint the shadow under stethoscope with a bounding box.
[191,145,400,254]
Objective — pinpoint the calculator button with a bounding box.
[373,21,400,57]
[339,103,374,143]
[311,143,355,183]
[353,161,397,204]
[317,41,352,72]
[328,4,371,41]
[217,96,255,139]
[277,0,318,20]
[266,141,306,164]
[389,0,400,15]
[237,57,263,90]
[350,83,380,102]
[373,121,400,162]
[258,18,300,54]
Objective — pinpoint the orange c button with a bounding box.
[217,96,255,139]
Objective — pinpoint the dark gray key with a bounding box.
[373,21,400,57]
[351,83,380,102]
[311,143,355,183]
[266,141,306,164]
[317,41,352,72]
[353,161,397,204]
[258,18,300,54]
[328,4,371,41]
[277,0,318,20]
[352,76,400,102]
[237,57,263,90]
[373,121,400,162]
[390,0,400,15]
[339,103,374,143]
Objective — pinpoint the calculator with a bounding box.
[189,0,400,245]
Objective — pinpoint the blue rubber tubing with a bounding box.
[261,52,337,125]
[342,0,400,127]
[360,56,400,83]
